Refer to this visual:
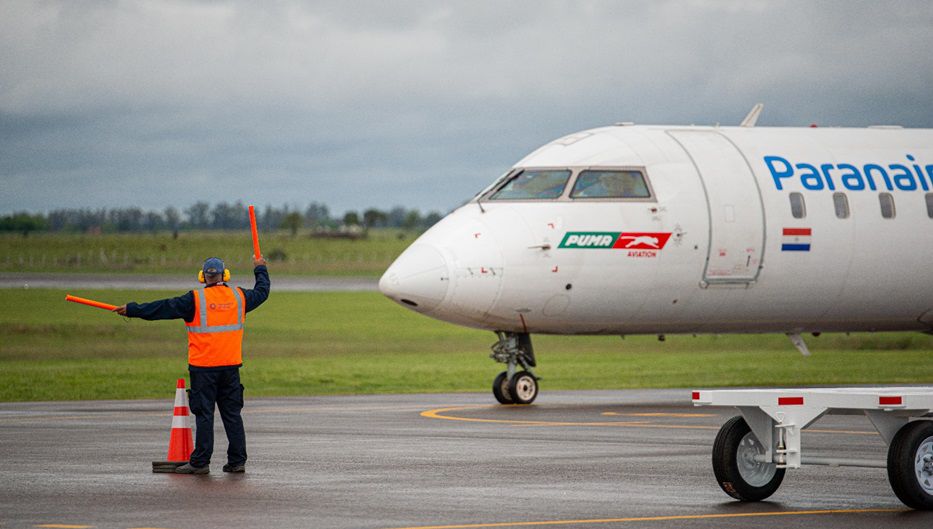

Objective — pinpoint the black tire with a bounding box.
[492,371,513,404]
[887,420,933,510]
[508,371,538,405]
[712,416,785,501]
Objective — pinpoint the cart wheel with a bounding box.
[887,420,933,510]
[712,416,785,501]
[508,371,538,405]
[492,371,513,404]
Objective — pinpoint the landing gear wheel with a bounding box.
[887,420,933,510]
[492,371,513,404]
[508,371,538,405]
[712,416,785,501]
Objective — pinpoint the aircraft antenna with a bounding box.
[740,103,764,127]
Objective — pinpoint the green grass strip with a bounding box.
[0,229,413,276]
[1,288,931,401]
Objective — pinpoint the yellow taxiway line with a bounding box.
[420,405,878,435]
[421,406,653,427]
[382,507,904,529]
[421,405,718,430]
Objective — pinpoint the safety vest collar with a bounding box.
[187,286,244,334]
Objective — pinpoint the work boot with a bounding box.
[174,463,209,475]
[223,463,246,473]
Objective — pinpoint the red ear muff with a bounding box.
[198,270,205,283]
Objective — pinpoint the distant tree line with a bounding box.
[0,201,444,236]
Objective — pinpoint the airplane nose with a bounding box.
[379,244,450,312]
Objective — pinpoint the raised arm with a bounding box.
[242,256,270,313]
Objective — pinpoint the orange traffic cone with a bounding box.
[152,378,194,473]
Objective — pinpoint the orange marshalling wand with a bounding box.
[65,294,118,311]
[248,204,261,259]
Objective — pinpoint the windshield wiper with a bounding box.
[477,169,523,214]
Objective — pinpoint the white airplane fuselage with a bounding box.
[380,125,933,336]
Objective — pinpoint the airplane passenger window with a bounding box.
[879,193,896,219]
[926,193,933,218]
[569,170,651,199]
[789,192,806,219]
[488,170,571,200]
[833,192,849,219]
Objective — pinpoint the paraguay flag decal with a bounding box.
[782,228,811,252]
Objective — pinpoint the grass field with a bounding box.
[0,229,413,276]
[1,288,931,402]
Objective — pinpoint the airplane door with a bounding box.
[667,130,765,284]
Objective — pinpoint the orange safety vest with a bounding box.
[186,285,246,368]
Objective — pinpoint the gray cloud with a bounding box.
[2,0,932,214]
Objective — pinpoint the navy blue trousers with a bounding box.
[188,368,247,468]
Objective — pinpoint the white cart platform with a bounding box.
[692,387,933,509]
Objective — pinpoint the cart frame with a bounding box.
[693,386,933,508]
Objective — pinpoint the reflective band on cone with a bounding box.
[166,378,193,462]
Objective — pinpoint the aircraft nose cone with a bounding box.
[379,244,450,313]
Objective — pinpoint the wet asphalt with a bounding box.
[0,390,930,529]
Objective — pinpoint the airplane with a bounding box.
[378,105,933,405]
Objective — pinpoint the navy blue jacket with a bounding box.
[125,265,270,370]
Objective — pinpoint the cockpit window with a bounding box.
[570,170,651,199]
[488,170,571,200]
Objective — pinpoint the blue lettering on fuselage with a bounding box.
[764,155,933,192]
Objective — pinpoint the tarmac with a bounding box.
[1,390,930,529]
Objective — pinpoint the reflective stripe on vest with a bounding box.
[187,287,244,334]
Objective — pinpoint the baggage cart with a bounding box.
[692,387,933,509]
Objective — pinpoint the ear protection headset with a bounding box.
[198,269,231,283]
[198,257,231,283]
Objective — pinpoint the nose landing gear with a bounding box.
[490,332,539,405]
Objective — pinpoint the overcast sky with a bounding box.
[2,0,932,216]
